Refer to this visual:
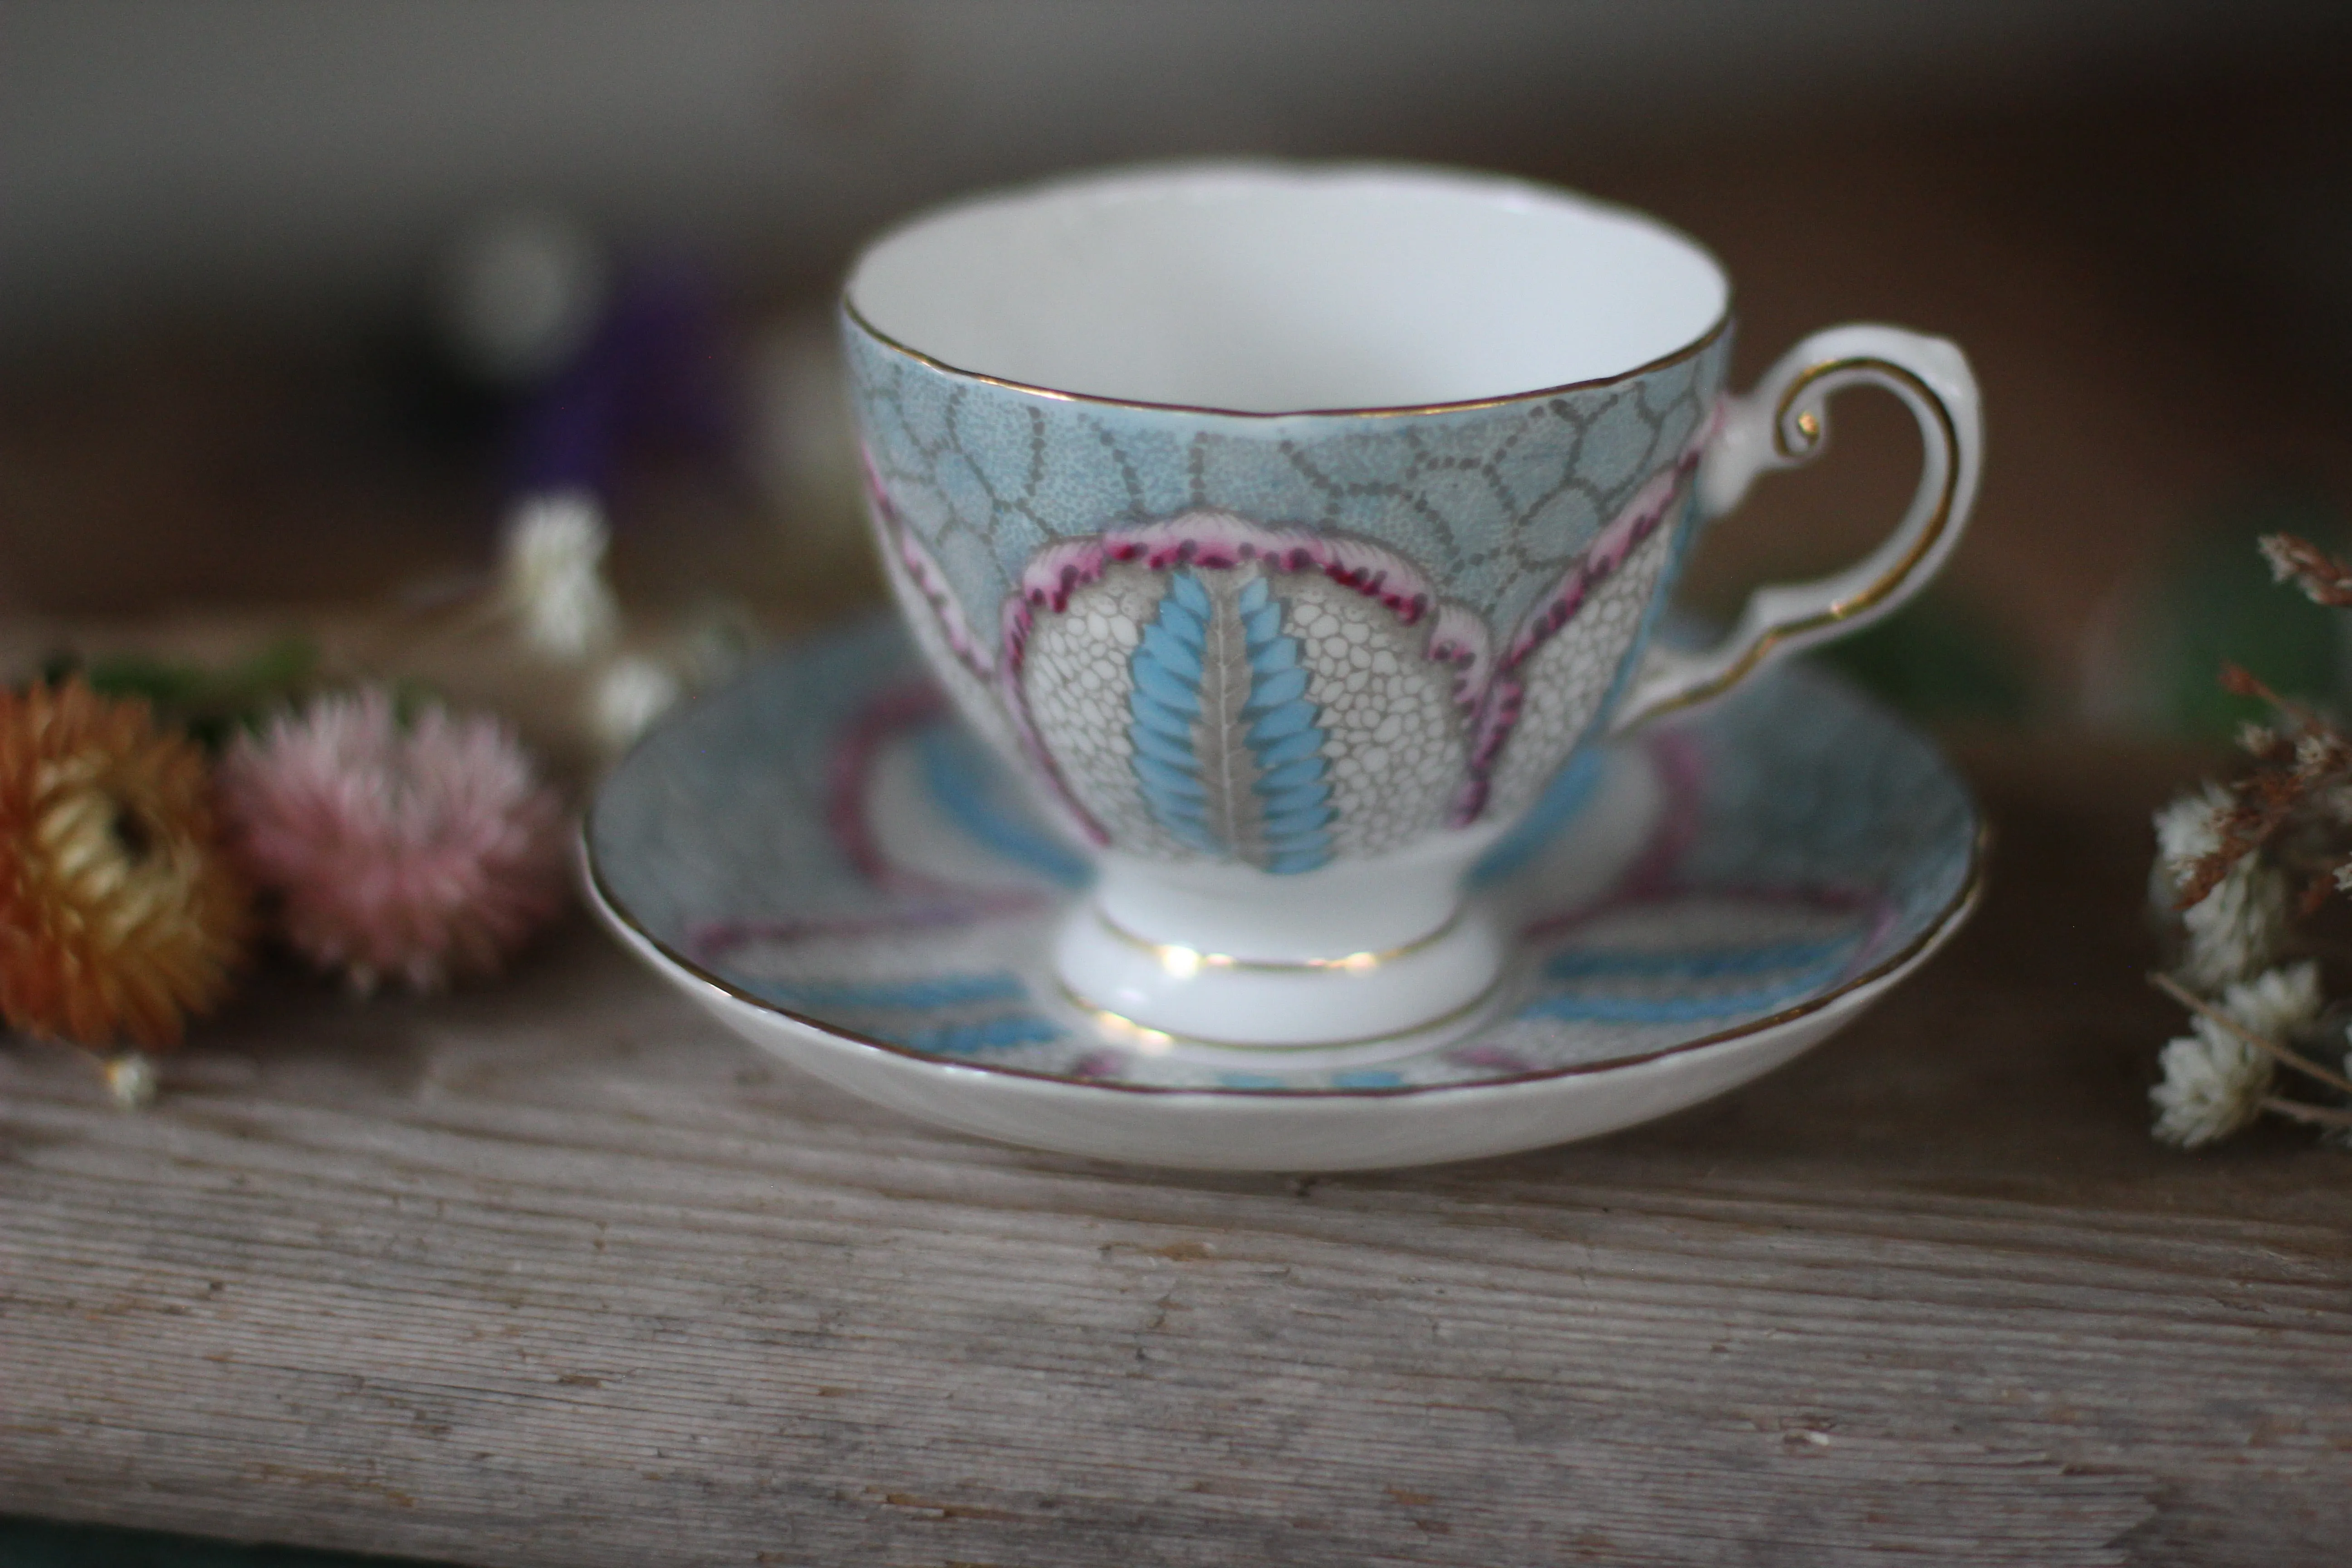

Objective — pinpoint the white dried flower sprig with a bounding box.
[500,491,621,659]
[2141,531,2352,1150]
[2154,784,2227,873]
[102,1050,159,1111]
[580,603,758,758]
[2261,533,2352,608]
[2152,786,2289,990]
[373,486,761,766]
[589,652,682,754]
[2149,969,2352,1146]
[2150,964,2317,1146]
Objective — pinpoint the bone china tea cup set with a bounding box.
[586,161,1985,1169]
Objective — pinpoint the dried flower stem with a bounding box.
[2148,970,2352,1094]
[2217,662,2331,737]
[356,591,511,676]
[2259,1096,2352,1129]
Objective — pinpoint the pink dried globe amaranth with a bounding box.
[220,690,568,993]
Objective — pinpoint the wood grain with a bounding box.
[3,750,2348,1567]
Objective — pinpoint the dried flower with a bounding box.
[2259,532,2352,608]
[2152,1032,2264,1150]
[2153,785,2227,882]
[500,491,620,659]
[2151,961,2321,1147]
[2177,861,2291,990]
[2217,960,2320,1043]
[0,679,246,1048]
[219,689,569,993]
[2144,535,2352,1149]
[2152,785,2289,989]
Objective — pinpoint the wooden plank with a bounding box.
[2,754,2347,1567]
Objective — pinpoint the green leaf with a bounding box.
[24,634,323,750]
[1815,593,2032,724]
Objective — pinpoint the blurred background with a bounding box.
[7,0,2352,738]
[9,11,2349,1563]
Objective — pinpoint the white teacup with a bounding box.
[843,162,1980,1050]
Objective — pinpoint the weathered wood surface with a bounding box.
[3,749,2348,1568]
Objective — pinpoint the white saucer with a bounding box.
[585,619,1981,1171]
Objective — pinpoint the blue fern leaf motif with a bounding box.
[1127,570,1335,872]
[1235,577,1334,873]
[1127,572,1219,853]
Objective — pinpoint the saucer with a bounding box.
[585,619,1981,1171]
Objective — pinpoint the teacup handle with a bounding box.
[1607,323,1982,735]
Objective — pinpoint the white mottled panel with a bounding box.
[1485,522,1677,823]
[1019,562,1185,858]
[1279,572,1466,858]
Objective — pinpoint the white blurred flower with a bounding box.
[2151,961,2320,1148]
[501,492,620,659]
[2153,785,2226,882]
[2179,862,2290,991]
[2220,960,2322,1043]
[103,1051,157,1111]
[2151,784,2287,990]
[589,653,682,755]
[2152,1032,2264,1149]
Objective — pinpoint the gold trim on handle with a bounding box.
[1633,355,1965,722]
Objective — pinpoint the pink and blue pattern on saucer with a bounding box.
[587,619,1980,1103]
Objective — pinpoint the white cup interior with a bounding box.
[847,162,1727,415]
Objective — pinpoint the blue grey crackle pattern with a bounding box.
[1678,671,1977,922]
[845,320,1733,646]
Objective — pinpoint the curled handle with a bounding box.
[1608,323,1982,735]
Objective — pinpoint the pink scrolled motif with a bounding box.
[1006,510,1440,625]
[894,525,991,677]
[864,449,993,677]
[1424,603,1496,711]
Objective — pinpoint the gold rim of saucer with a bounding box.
[581,824,1988,1102]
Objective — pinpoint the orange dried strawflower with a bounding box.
[0,679,247,1047]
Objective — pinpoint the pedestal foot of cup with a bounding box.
[1051,890,1508,1054]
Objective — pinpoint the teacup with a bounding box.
[842,162,1980,1050]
